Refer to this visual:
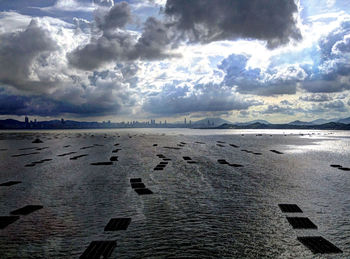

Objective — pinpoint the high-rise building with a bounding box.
[184,118,187,125]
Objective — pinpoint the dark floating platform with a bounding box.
[297,236,342,254]
[330,164,342,168]
[10,205,43,216]
[104,218,131,231]
[195,141,205,144]
[109,156,118,161]
[155,164,166,168]
[163,158,171,161]
[58,152,77,157]
[80,240,117,259]
[154,167,164,171]
[338,167,350,171]
[63,145,71,148]
[183,156,192,161]
[217,141,226,143]
[187,161,197,164]
[157,154,165,158]
[134,188,153,195]
[70,154,88,160]
[163,146,181,150]
[114,143,120,146]
[130,178,142,183]
[286,217,317,229]
[218,159,229,164]
[0,181,21,186]
[112,149,121,153]
[216,144,225,147]
[36,147,49,151]
[153,144,158,146]
[131,182,146,189]
[32,138,43,143]
[278,204,303,213]
[0,216,19,229]
[159,162,168,165]
[80,146,95,150]
[90,162,113,166]
[19,147,37,151]
[270,150,284,154]
[12,152,40,157]
[229,144,239,148]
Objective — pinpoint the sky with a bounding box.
[0,0,350,123]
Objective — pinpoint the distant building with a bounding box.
[184,118,187,125]
[25,116,29,128]
[61,118,65,124]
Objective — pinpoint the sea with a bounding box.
[0,129,349,258]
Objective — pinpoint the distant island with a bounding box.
[0,116,350,130]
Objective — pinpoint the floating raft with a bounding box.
[10,205,43,215]
[286,217,317,229]
[270,150,284,154]
[90,162,113,166]
[330,164,342,168]
[70,154,88,160]
[12,152,40,157]
[0,181,21,187]
[0,216,19,229]
[130,178,142,183]
[297,236,342,254]
[109,156,118,161]
[187,161,197,164]
[58,152,76,157]
[278,204,303,213]
[218,159,229,164]
[104,218,131,231]
[183,156,192,161]
[131,182,145,189]
[134,188,153,195]
[80,240,117,259]
[338,167,350,171]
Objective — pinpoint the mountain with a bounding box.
[216,122,350,130]
[310,118,338,125]
[337,117,350,124]
[288,120,314,125]
[234,120,271,126]
[193,117,232,126]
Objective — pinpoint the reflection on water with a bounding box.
[0,129,349,258]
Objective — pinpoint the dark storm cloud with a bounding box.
[68,2,175,70]
[219,54,301,96]
[0,19,57,92]
[142,83,260,115]
[95,1,131,31]
[164,0,301,48]
[0,92,122,117]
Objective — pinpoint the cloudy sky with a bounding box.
[0,0,350,123]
